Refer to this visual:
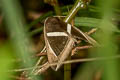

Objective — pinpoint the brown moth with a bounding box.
[43,16,97,71]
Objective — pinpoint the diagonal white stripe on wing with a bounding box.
[67,24,71,34]
[47,32,68,36]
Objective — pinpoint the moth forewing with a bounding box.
[45,38,58,70]
[44,17,73,70]
[44,17,57,70]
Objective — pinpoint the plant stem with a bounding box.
[63,0,91,80]
[53,0,61,15]
[64,0,91,23]
[44,0,61,15]
[64,56,71,80]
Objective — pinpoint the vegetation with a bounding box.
[0,0,120,80]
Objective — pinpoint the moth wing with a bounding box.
[45,39,58,70]
[71,26,98,45]
[44,17,71,70]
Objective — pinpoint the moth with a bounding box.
[33,16,97,74]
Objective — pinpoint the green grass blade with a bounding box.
[0,0,42,79]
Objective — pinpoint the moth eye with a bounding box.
[76,37,80,40]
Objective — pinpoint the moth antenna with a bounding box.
[87,35,100,46]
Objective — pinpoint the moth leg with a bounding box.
[86,28,97,35]
[40,46,46,53]
[74,28,98,46]
[34,62,50,75]
[76,40,82,44]
[85,28,99,46]
[31,46,47,74]
[71,45,93,56]
[36,52,47,57]
[36,46,47,57]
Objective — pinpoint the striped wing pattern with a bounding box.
[44,17,74,70]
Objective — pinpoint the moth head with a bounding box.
[45,17,60,26]
[45,17,67,33]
